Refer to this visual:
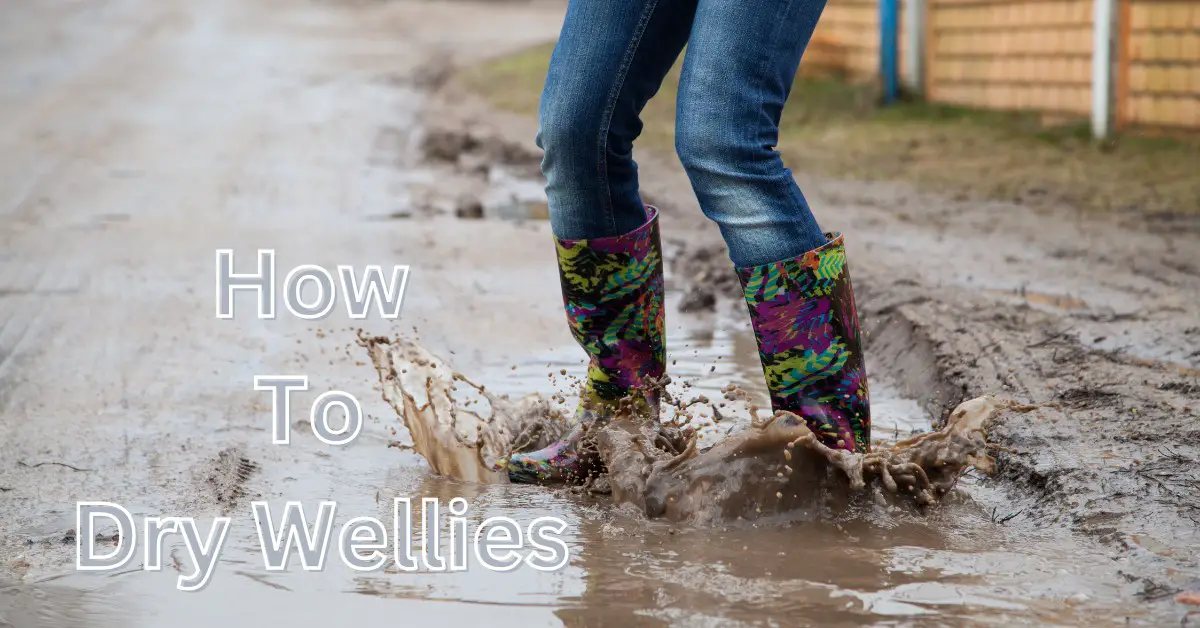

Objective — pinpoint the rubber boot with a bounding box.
[499,206,666,484]
[736,232,871,453]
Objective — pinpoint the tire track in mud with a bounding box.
[199,447,261,516]
[0,262,84,413]
[798,266,1200,605]
[414,95,1200,611]
[856,266,1200,604]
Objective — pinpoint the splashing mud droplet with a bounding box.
[360,333,570,484]
[361,333,1033,524]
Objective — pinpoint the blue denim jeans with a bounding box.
[536,0,830,268]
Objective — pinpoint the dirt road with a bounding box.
[428,50,1200,622]
[1,0,1198,626]
[0,0,578,623]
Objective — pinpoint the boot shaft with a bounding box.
[737,232,871,452]
[555,206,666,410]
[498,207,668,485]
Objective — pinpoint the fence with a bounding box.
[925,0,1093,117]
[1118,0,1200,129]
[803,0,882,80]
[803,0,920,85]
[802,0,1200,134]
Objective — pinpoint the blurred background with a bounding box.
[460,0,1199,222]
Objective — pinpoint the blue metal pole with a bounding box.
[880,0,899,104]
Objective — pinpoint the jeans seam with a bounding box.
[758,0,797,160]
[598,0,660,235]
[748,0,807,267]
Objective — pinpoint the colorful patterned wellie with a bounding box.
[736,232,871,452]
[498,206,666,483]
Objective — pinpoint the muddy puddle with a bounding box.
[0,150,1166,628]
[7,181,1167,628]
[0,295,1150,626]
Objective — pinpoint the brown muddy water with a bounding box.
[0,161,1164,628]
[1,295,1146,627]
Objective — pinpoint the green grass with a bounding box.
[459,42,1200,216]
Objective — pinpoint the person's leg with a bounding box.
[674,0,828,268]
[676,0,871,453]
[501,0,698,484]
[537,0,697,240]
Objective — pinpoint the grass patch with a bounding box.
[459,42,1200,216]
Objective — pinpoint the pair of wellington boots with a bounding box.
[498,206,870,485]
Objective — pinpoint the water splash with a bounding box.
[360,333,1036,523]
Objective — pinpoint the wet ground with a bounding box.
[0,303,1143,626]
[1,0,1199,626]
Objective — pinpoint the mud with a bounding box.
[363,333,1025,524]
[593,395,1011,522]
[362,333,563,484]
[2,0,1199,624]
[203,448,261,514]
[415,78,1200,620]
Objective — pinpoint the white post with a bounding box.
[1091,0,1114,139]
[904,0,925,93]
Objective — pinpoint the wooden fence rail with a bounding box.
[801,0,1200,133]
[1118,0,1200,130]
